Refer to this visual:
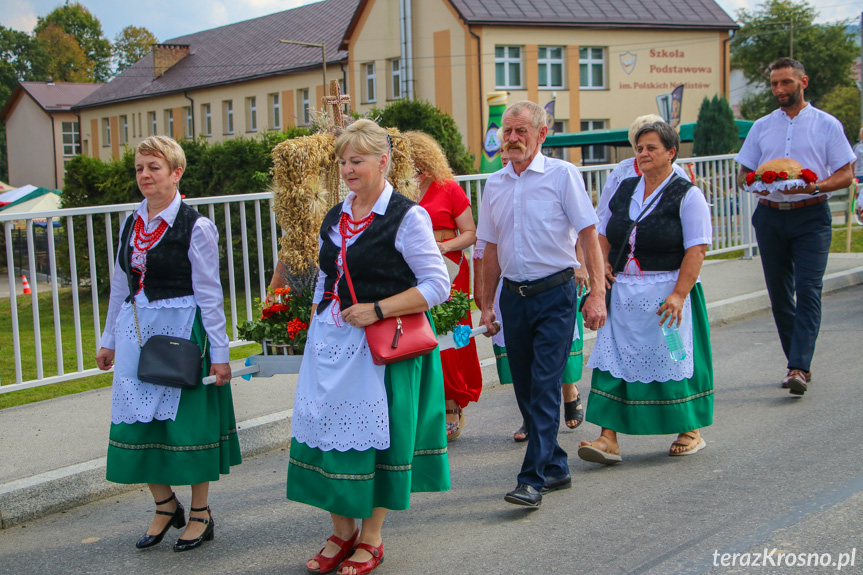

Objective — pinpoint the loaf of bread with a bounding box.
[755,158,803,178]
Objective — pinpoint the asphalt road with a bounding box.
[1,285,862,575]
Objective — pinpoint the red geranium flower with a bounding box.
[800,169,818,184]
[760,171,778,184]
[286,318,309,339]
[261,303,289,319]
[778,171,788,180]
[745,171,756,186]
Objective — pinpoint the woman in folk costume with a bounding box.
[95,136,240,551]
[579,121,714,464]
[403,130,482,441]
[287,119,450,575]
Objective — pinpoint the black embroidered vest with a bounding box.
[120,201,201,302]
[606,174,692,273]
[317,193,417,314]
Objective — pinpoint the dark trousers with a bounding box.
[500,278,578,490]
[752,201,832,372]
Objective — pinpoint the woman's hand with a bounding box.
[342,303,379,328]
[95,348,115,371]
[604,261,616,289]
[436,241,448,255]
[210,363,232,386]
[657,292,685,328]
[574,266,589,294]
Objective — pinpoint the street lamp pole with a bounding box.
[280,40,327,94]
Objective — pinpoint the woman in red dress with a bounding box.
[405,131,482,440]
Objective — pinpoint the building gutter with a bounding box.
[468,24,483,150]
[405,0,414,100]
[399,0,408,99]
[50,113,58,189]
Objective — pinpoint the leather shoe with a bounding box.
[504,483,542,507]
[541,474,572,494]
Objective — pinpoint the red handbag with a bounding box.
[341,237,438,365]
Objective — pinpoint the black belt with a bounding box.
[758,195,827,210]
[503,268,574,298]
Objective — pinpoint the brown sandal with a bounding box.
[577,436,622,464]
[446,407,465,441]
[669,431,706,456]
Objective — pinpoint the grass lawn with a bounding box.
[0,287,260,409]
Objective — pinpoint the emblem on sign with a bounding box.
[484,122,501,158]
[619,51,637,75]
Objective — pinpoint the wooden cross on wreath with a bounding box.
[322,80,351,129]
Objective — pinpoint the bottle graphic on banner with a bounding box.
[480,91,507,173]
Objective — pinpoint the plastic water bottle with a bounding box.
[660,303,687,361]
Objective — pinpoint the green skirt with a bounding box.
[585,283,714,435]
[496,294,584,386]
[106,312,242,485]
[286,344,451,519]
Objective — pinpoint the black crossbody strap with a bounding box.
[609,185,665,273]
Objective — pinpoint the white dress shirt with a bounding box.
[475,152,598,282]
[735,104,856,202]
[100,193,230,364]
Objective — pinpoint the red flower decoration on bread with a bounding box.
[744,159,818,194]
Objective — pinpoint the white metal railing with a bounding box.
[1,154,748,392]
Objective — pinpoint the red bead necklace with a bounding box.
[339,211,375,240]
[634,160,642,177]
[133,216,169,251]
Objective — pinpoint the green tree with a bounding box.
[113,26,157,72]
[818,85,861,145]
[35,1,112,82]
[373,99,475,175]
[693,95,739,156]
[731,0,857,119]
[34,25,94,82]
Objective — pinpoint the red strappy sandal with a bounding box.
[337,542,384,575]
[307,529,359,574]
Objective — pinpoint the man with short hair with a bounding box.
[477,100,606,507]
[736,57,854,395]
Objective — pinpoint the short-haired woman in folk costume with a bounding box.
[579,121,714,464]
[95,136,241,551]
[287,119,450,575]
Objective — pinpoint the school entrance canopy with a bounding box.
[543,119,754,148]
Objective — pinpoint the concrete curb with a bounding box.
[0,410,294,528]
[2,265,862,528]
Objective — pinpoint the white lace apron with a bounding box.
[111,293,197,424]
[291,312,390,452]
[587,271,695,383]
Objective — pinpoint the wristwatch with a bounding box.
[810,183,821,196]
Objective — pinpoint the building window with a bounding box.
[120,115,128,145]
[223,100,234,134]
[580,119,608,164]
[62,122,80,156]
[270,93,281,130]
[538,47,564,89]
[365,62,376,103]
[391,58,401,100]
[246,96,257,132]
[495,46,522,89]
[102,118,111,147]
[300,89,310,125]
[579,47,606,89]
[137,113,142,138]
[202,103,212,136]
[165,110,174,137]
[148,111,157,136]
[542,121,566,160]
[184,107,192,138]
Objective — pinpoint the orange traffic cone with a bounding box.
[21,275,31,295]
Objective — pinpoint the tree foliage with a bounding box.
[34,1,112,82]
[693,95,740,156]
[731,0,857,120]
[372,99,476,175]
[114,26,157,72]
[818,86,861,145]
[35,25,94,82]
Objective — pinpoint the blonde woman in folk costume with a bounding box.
[287,119,450,575]
[96,136,240,551]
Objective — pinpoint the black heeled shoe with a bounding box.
[136,492,186,549]
[173,506,214,552]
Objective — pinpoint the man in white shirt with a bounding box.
[477,100,606,507]
[736,57,855,396]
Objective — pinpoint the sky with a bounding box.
[1,0,861,42]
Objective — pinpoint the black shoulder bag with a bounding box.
[123,219,207,389]
[580,187,665,317]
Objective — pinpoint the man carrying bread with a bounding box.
[736,57,855,395]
